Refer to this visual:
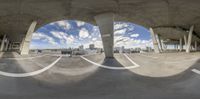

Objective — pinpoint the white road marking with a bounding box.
[137,54,158,59]
[192,69,200,74]
[0,56,62,77]
[4,54,48,60]
[80,56,139,70]
[123,54,140,67]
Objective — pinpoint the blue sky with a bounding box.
[30,20,152,49]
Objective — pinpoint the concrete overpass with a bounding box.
[0,0,200,57]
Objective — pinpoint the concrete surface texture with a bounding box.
[0,0,200,43]
[0,52,200,98]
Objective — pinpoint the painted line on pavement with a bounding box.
[80,56,139,70]
[0,56,62,77]
[3,54,48,60]
[192,69,200,74]
[123,54,140,67]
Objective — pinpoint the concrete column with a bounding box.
[184,35,187,50]
[95,13,114,58]
[156,34,163,52]
[20,21,37,55]
[179,38,183,51]
[149,28,160,53]
[195,41,197,51]
[5,40,9,51]
[0,35,6,51]
[161,40,166,51]
[186,25,194,53]
[8,43,12,51]
[20,38,24,51]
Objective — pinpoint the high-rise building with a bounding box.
[89,44,95,50]
[79,45,84,50]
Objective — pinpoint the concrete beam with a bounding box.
[186,25,194,53]
[95,13,114,58]
[150,28,160,53]
[20,21,37,55]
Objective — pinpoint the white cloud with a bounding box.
[56,21,71,30]
[67,35,75,44]
[76,21,85,27]
[114,23,129,30]
[51,31,65,39]
[114,34,152,49]
[130,33,139,38]
[114,28,127,35]
[32,32,57,45]
[92,38,97,41]
[88,35,92,39]
[79,28,89,38]
[50,31,74,44]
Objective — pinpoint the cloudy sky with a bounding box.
[30,20,152,49]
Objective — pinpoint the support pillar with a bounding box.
[0,35,6,51]
[5,40,9,51]
[95,13,114,58]
[186,25,194,53]
[161,40,166,51]
[184,35,187,50]
[195,41,197,51]
[8,43,12,51]
[156,34,163,52]
[149,28,160,53]
[20,21,37,55]
[179,38,183,51]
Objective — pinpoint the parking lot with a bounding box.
[0,52,200,98]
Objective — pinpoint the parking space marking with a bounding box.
[4,54,48,60]
[192,69,200,74]
[123,54,140,67]
[0,56,62,77]
[80,56,139,70]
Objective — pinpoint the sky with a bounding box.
[30,20,153,49]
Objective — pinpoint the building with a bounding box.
[79,45,84,50]
[89,44,95,50]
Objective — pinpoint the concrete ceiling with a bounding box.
[154,27,200,42]
[0,0,200,42]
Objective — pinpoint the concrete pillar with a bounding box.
[5,40,9,51]
[195,41,197,51]
[149,28,160,53]
[179,38,183,51]
[20,21,37,55]
[20,38,24,51]
[186,25,194,53]
[161,40,166,51]
[94,13,114,58]
[156,34,163,52]
[184,35,187,50]
[8,43,12,51]
[0,35,6,51]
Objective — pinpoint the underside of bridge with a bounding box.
[0,0,200,57]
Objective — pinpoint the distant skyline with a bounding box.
[30,20,152,49]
